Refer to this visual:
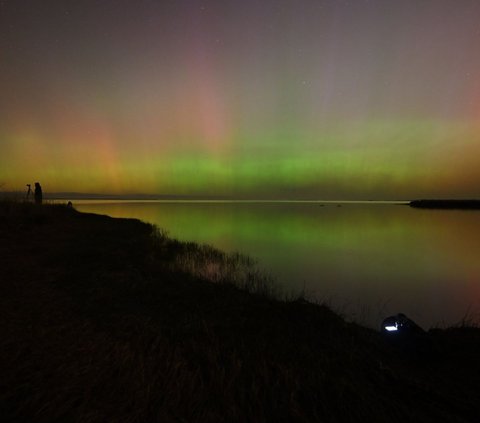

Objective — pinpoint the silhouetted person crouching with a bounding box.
[34,182,43,204]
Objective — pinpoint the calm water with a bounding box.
[71,200,480,329]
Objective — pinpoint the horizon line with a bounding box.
[3,190,478,203]
[1,190,411,203]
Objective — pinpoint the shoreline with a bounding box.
[410,199,480,209]
[1,200,480,422]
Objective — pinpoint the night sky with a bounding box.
[1,0,480,199]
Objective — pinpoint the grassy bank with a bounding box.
[1,201,480,422]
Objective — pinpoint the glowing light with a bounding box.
[384,326,398,332]
[1,1,480,197]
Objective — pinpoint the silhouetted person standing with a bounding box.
[34,182,43,204]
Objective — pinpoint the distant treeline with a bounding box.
[410,199,480,209]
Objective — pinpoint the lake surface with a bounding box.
[71,200,480,329]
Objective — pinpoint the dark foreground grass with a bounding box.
[1,201,480,423]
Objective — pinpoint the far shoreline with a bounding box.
[409,199,480,209]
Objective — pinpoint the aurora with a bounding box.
[1,0,480,199]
